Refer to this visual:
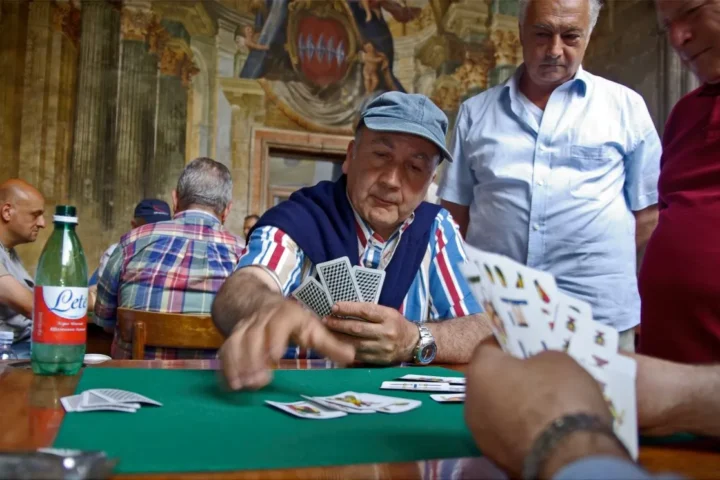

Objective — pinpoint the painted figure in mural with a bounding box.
[361,42,389,94]
[243,25,270,52]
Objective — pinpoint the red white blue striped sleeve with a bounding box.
[236,226,305,295]
[427,210,482,319]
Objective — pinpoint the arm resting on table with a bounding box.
[634,353,720,437]
[426,313,493,363]
[0,275,32,319]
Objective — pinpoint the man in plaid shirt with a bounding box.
[94,158,244,359]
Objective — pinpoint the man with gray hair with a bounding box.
[94,157,244,359]
[439,0,662,351]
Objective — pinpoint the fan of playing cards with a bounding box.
[291,257,385,317]
[459,245,639,460]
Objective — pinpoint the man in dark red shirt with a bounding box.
[639,0,720,363]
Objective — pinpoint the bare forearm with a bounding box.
[428,313,493,363]
[633,353,720,437]
[634,206,658,271]
[0,279,33,318]
[212,268,283,336]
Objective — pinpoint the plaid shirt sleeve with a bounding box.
[236,226,306,295]
[93,245,124,329]
[428,209,483,320]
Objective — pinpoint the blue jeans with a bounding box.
[13,340,31,359]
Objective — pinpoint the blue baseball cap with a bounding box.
[359,92,453,162]
[133,199,171,224]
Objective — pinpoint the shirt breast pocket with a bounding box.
[561,145,623,200]
[567,145,619,171]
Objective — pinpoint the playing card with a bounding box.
[553,292,594,351]
[300,395,375,414]
[397,374,465,385]
[603,356,639,460]
[380,381,465,393]
[569,352,638,460]
[317,257,362,304]
[357,394,421,414]
[566,320,620,369]
[322,391,383,411]
[291,277,333,318]
[352,266,385,303]
[265,400,347,419]
[430,394,465,403]
[90,389,163,406]
[80,390,140,410]
[60,394,83,413]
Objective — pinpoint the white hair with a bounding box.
[518,0,603,34]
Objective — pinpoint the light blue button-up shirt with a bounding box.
[439,65,661,331]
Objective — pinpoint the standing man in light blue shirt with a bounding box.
[438,0,661,349]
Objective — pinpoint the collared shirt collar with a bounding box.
[505,63,591,99]
[173,209,222,225]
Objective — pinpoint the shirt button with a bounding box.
[533,223,540,231]
[536,180,544,187]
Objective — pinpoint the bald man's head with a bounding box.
[0,179,46,248]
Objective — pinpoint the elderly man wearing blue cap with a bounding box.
[212,92,491,390]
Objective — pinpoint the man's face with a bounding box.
[243,217,257,237]
[656,0,720,84]
[2,191,45,244]
[520,0,591,89]
[343,128,439,239]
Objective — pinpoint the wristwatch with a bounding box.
[413,325,437,365]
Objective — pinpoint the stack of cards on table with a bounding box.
[381,374,466,402]
[460,245,639,459]
[291,257,385,317]
[266,391,421,419]
[61,389,162,413]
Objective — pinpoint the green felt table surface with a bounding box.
[53,366,480,474]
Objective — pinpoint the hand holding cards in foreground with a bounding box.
[460,245,638,459]
[465,342,629,478]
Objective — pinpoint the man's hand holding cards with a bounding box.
[291,257,418,365]
[461,245,639,459]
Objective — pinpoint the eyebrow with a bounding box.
[533,23,585,34]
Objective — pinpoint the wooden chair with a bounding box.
[117,308,225,360]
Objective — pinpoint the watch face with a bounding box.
[420,343,437,364]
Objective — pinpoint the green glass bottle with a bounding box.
[31,205,88,375]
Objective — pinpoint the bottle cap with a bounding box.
[54,205,78,224]
[0,331,14,343]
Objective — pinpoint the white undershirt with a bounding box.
[518,91,545,129]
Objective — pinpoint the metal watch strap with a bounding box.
[522,413,630,480]
[414,325,433,364]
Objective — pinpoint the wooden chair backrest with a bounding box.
[117,308,224,360]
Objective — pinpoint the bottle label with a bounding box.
[32,286,88,345]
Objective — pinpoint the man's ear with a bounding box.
[221,201,233,224]
[0,203,12,223]
[171,190,179,214]
[130,219,138,229]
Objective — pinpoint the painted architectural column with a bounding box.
[218,78,265,232]
[112,2,159,225]
[0,0,30,182]
[69,0,120,223]
[149,21,197,201]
